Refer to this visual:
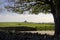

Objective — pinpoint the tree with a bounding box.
[24,20,27,23]
[5,0,60,38]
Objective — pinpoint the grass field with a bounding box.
[0,22,55,30]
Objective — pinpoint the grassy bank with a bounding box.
[0,22,55,30]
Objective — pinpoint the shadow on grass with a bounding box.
[0,26,37,31]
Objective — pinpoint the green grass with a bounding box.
[0,22,55,30]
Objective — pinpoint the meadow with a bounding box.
[0,22,55,30]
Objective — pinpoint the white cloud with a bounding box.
[24,13,54,23]
[0,12,54,23]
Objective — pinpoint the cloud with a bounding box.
[0,12,54,23]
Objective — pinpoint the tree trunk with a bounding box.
[54,0,60,38]
[53,14,60,37]
[50,0,60,38]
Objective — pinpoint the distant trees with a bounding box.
[24,20,27,23]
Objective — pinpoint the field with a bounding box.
[0,22,55,30]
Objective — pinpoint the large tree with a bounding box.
[5,0,60,38]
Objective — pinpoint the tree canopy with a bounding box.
[5,0,56,14]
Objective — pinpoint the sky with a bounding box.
[0,11,54,23]
[0,0,54,23]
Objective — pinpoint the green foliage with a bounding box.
[13,8,23,14]
[5,0,54,14]
[31,4,51,14]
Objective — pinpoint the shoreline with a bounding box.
[18,31,54,35]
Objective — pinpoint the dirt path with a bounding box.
[19,31,54,35]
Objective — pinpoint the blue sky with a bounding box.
[0,0,54,23]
